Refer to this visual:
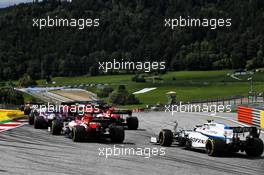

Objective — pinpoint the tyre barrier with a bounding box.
[237,105,264,129]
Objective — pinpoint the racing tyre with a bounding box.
[72,126,85,142]
[34,116,47,129]
[28,112,34,125]
[159,129,173,146]
[24,107,31,115]
[110,126,125,143]
[245,138,264,157]
[178,137,187,146]
[126,117,139,130]
[51,120,62,135]
[206,138,226,157]
[185,139,192,150]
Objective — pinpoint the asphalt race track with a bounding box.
[0,112,263,175]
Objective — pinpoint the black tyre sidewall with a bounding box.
[28,113,34,125]
[126,117,139,130]
[159,129,173,146]
[110,126,125,143]
[72,126,86,142]
[51,120,62,135]
[245,138,264,157]
[206,138,226,157]
[34,116,47,129]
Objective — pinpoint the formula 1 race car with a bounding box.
[60,103,139,130]
[49,101,87,135]
[31,108,62,129]
[103,108,139,130]
[28,101,92,133]
[28,108,38,125]
[151,120,264,157]
[49,102,138,135]
[63,113,125,143]
[23,102,44,115]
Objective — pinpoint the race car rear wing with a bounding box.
[110,110,132,116]
[229,127,260,138]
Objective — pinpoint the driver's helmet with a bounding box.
[96,114,105,118]
[107,107,114,114]
[111,114,120,119]
[82,113,93,124]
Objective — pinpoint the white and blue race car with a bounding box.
[151,120,263,157]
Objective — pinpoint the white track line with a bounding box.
[0,120,27,133]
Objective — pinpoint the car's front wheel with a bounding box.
[159,129,173,146]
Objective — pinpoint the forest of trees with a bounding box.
[0,0,264,81]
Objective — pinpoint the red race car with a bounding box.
[101,107,139,130]
[64,112,125,143]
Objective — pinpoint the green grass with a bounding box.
[35,70,264,108]
[162,70,264,83]
[37,74,132,86]
[162,70,231,81]
[22,92,44,103]
[22,93,34,102]
[132,82,264,105]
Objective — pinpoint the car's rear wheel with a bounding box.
[24,107,31,115]
[51,120,62,135]
[206,138,226,156]
[110,126,125,143]
[72,126,85,142]
[28,112,34,125]
[159,129,173,146]
[126,117,139,130]
[34,116,47,129]
[245,138,264,157]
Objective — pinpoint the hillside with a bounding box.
[36,70,264,107]
[0,0,264,81]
